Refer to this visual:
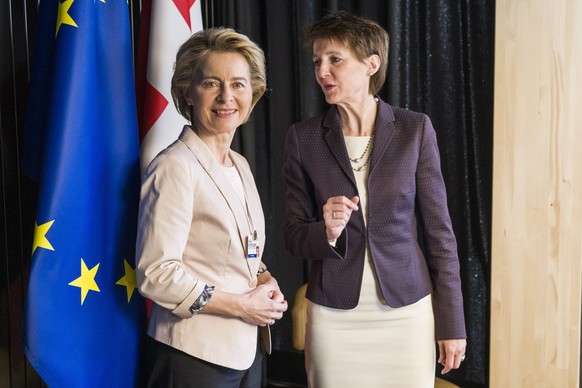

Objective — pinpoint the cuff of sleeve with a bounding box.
[189,284,215,315]
[172,280,206,318]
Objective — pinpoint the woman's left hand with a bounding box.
[437,338,467,374]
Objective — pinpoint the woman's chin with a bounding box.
[324,95,339,105]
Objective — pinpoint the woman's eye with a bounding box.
[234,82,245,88]
[313,60,321,68]
[202,81,218,89]
[331,57,342,64]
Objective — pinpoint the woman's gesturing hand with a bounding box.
[323,195,360,241]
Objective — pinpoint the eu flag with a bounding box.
[22,0,144,386]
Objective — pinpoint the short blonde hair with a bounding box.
[171,27,267,123]
[304,10,389,95]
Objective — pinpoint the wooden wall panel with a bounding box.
[491,0,582,386]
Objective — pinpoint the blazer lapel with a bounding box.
[323,107,357,188]
[369,99,396,174]
[179,127,252,248]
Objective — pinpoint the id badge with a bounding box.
[246,231,260,259]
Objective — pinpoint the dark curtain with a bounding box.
[202,1,493,387]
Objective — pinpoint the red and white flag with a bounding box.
[136,0,203,173]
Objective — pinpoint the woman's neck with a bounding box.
[338,96,378,136]
[190,125,234,167]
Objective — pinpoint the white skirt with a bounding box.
[305,253,436,388]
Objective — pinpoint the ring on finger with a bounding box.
[332,211,336,219]
[460,354,466,362]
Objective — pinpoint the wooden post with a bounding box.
[491,0,582,386]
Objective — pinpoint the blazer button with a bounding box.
[248,278,258,288]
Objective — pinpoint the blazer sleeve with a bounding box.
[282,124,347,261]
[135,152,206,319]
[415,115,466,340]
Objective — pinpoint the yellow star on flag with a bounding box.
[69,258,100,305]
[116,258,137,302]
[32,220,55,255]
[56,0,78,38]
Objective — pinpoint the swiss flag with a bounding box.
[136,0,204,173]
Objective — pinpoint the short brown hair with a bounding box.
[304,10,389,95]
[171,27,267,123]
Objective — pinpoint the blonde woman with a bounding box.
[136,28,287,387]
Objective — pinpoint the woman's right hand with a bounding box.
[323,195,360,241]
[238,283,288,327]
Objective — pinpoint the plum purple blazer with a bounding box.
[283,98,466,340]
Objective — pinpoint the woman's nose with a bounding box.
[316,64,329,80]
[217,86,233,103]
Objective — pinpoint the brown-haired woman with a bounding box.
[283,11,466,387]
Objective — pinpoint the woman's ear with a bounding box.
[183,87,192,106]
[367,54,381,76]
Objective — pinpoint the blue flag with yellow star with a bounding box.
[22,0,145,386]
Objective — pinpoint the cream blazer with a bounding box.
[136,126,269,370]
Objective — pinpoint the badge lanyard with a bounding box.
[234,183,260,286]
[226,163,260,285]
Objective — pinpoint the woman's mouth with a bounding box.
[213,109,237,118]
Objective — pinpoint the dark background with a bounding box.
[0,0,493,387]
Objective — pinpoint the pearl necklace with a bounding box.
[349,135,374,164]
[350,135,374,172]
